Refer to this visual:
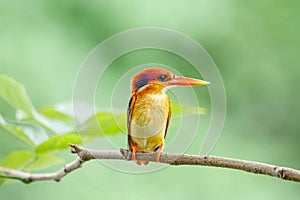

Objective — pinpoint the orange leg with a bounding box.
[132,144,137,161]
[156,143,164,162]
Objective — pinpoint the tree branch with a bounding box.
[0,144,299,184]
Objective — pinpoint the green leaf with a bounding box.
[35,133,82,154]
[0,150,63,184]
[39,104,74,121]
[0,150,35,169]
[0,150,35,185]
[0,75,34,118]
[170,101,207,116]
[79,112,126,136]
[33,111,74,135]
[25,153,64,171]
[35,103,75,134]
[18,122,49,145]
[0,115,36,146]
[0,115,49,146]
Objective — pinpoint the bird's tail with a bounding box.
[135,160,149,165]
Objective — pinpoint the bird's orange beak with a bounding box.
[167,76,210,86]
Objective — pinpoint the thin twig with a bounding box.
[0,144,299,184]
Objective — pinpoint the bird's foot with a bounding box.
[132,144,137,161]
[155,143,164,162]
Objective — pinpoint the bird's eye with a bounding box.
[157,74,169,82]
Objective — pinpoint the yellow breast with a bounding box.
[130,92,169,152]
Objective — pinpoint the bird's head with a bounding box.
[131,68,209,93]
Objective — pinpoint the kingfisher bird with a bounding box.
[127,68,209,165]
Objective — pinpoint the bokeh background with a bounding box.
[1,0,300,199]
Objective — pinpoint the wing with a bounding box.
[164,96,171,139]
[127,93,137,150]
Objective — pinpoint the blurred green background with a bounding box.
[1,0,300,199]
